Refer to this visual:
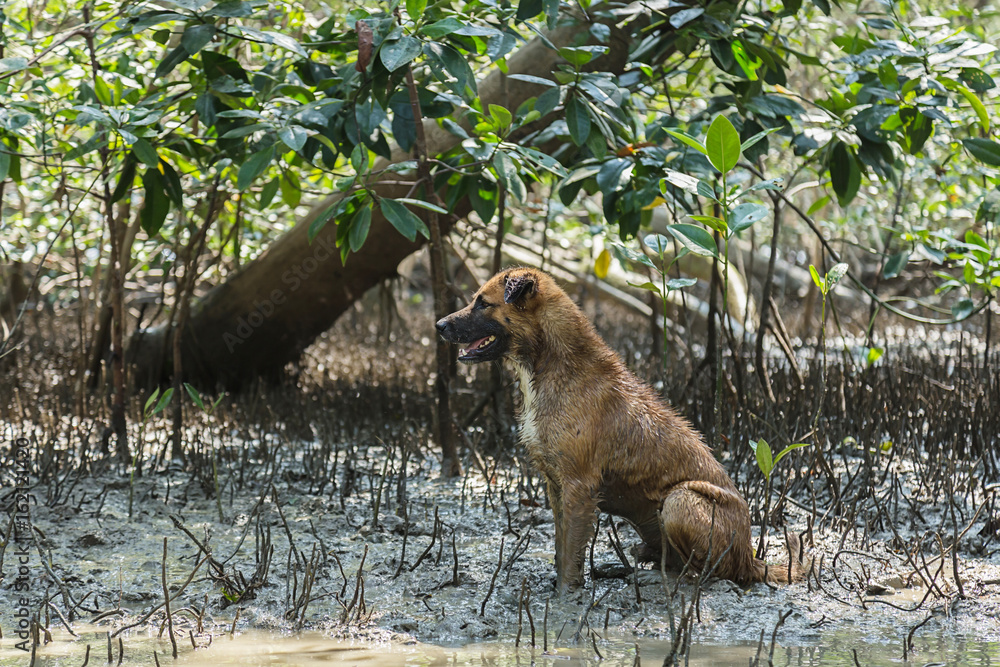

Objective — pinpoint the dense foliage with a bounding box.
[1,0,998,340]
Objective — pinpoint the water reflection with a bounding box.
[4,629,998,667]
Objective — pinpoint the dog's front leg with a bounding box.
[545,477,565,585]
[555,479,599,595]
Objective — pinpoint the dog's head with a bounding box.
[435,268,540,363]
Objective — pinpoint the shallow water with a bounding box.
[5,628,999,667]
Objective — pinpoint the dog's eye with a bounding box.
[473,297,492,310]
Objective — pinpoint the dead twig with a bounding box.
[480,538,505,616]
[162,538,178,659]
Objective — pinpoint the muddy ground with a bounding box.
[2,287,1000,665]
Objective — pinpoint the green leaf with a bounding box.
[596,158,633,194]
[221,124,268,140]
[664,128,707,155]
[660,169,700,194]
[421,17,463,38]
[964,261,977,285]
[152,387,174,415]
[93,76,113,105]
[405,0,427,19]
[809,264,822,289]
[731,41,762,80]
[182,24,216,55]
[877,60,898,87]
[866,347,883,367]
[308,200,341,243]
[506,73,557,88]
[425,42,476,98]
[140,168,171,236]
[183,382,205,411]
[628,281,662,294]
[565,96,591,147]
[750,439,774,479]
[0,57,28,73]
[746,178,783,193]
[957,86,990,133]
[772,442,810,467]
[611,240,655,268]
[350,143,369,172]
[493,151,525,201]
[729,202,768,234]
[667,223,718,258]
[131,138,160,168]
[111,159,137,203]
[951,298,974,320]
[155,44,190,78]
[236,145,275,191]
[964,138,1000,167]
[380,36,422,72]
[487,31,517,63]
[643,233,671,254]
[160,161,183,207]
[65,134,107,161]
[278,126,308,152]
[208,1,252,17]
[741,127,780,155]
[670,6,704,27]
[960,67,996,93]
[705,114,741,174]
[689,214,728,234]
[558,45,607,68]
[829,142,860,206]
[806,195,830,216]
[281,172,301,208]
[827,262,849,289]
[515,0,543,21]
[394,197,448,214]
[144,388,161,414]
[349,204,372,252]
[380,198,428,242]
[259,178,280,209]
[238,28,308,57]
[488,104,513,132]
[882,251,909,279]
[665,277,698,290]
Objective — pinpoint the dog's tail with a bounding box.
[751,532,810,584]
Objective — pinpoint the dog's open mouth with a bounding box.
[459,335,496,361]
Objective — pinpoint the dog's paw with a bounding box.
[631,542,661,565]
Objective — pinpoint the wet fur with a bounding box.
[436,268,805,593]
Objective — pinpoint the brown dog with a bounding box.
[436,267,803,593]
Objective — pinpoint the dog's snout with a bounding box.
[435,318,450,335]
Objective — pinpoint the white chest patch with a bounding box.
[508,361,541,451]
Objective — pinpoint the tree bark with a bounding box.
[130,17,634,389]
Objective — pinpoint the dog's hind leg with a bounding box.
[659,480,757,583]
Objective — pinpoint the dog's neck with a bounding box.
[505,358,543,452]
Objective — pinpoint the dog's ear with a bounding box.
[504,273,535,305]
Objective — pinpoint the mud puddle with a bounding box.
[4,627,1000,666]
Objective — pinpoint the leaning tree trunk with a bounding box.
[130,17,634,389]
